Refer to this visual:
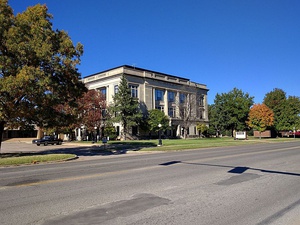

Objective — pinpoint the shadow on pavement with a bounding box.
[0,146,124,158]
[159,160,300,177]
[0,142,157,158]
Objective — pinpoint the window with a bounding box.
[156,106,164,111]
[168,91,175,103]
[199,95,204,106]
[200,109,204,119]
[168,107,175,117]
[114,85,119,94]
[99,87,106,98]
[101,109,106,117]
[197,108,204,119]
[179,93,186,104]
[116,126,120,136]
[155,89,164,101]
[129,85,138,98]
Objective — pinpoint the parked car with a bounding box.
[32,136,63,146]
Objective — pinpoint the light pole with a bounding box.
[294,127,296,139]
[94,126,97,143]
[158,123,162,146]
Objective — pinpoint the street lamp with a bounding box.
[94,126,97,143]
[294,127,296,139]
[158,123,162,146]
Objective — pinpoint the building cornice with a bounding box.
[82,65,209,91]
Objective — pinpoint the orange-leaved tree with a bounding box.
[247,103,274,139]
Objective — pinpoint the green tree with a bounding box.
[196,123,208,137]
[285,96,300,130]
[247,103,274,139]
[0,1,87,150]
[208,104,222,137]
[147,109,169,133]
[108,75,143,140]
[213,88,254,136]
[263,88,300,132]
[275,96,300,131]
[263,88,286,132]
[263,88,286,110]
[104,125,117,140]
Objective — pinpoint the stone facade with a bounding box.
[82,65,209,138]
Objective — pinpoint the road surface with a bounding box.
[0,141,299,224]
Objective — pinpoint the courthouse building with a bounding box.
[81,65,209,138]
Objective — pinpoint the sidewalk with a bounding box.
[3,138,33,144]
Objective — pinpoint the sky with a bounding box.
[9,0,300,104]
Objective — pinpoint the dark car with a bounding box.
[32,136,63,146]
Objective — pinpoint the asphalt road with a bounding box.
[0,141,300,225]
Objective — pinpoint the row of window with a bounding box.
[155,106,176,117]
[155,106,204,119]
[155,89,186,103]
[113,85,138,98]
[99,86,204,106]
[155,89,187,103]
[98,86,205,119]
[155,89,205,106]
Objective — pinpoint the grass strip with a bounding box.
[0,154,76,166]
[106,137,300,152]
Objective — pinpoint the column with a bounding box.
[164,89,168,116]
[176,91,180,118]
[77,128,81,141]
[152,88,156,110]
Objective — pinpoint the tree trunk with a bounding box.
[184,129,187,139]
[37,127,44,139]
[259,131,262,139]
[122,128,126,140]
[215,128,219,137]
[0,121,5,153]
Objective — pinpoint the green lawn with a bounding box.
[105,136,300,152]
[1,137,298,166]
[0,154,76,166]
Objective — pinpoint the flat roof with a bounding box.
[83,65,190,81]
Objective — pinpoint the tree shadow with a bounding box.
[40,146,118,157]
[0,146,114,158]
[160,161,181,166]
[159,161,300,177]
[0,142,158,158]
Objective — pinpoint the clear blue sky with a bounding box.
[9,0,300,104]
